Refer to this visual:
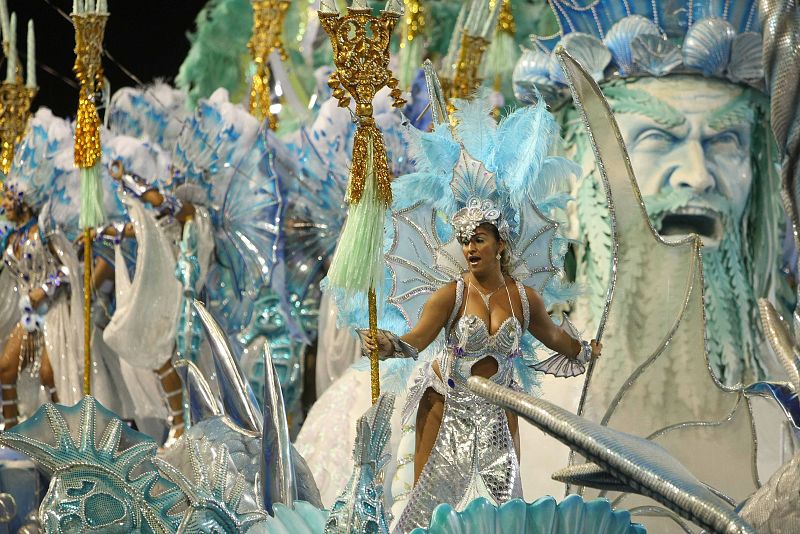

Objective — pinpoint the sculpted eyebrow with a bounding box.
[706,92,754,131]
[603,82,687,128]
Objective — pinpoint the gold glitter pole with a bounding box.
[72,3,108,396]
[319,0,405,404]
[248,0,290,130]
[368,288,380,403]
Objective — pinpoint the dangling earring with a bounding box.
[496,253,501,260]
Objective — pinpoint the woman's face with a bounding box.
[461,224,504,275]
[1,190,21,223]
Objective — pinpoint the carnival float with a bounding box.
[0,0,796,532]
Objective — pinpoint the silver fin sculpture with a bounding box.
[467,376,756,534]
[153,437,269,533]
[422,59,449,127]
[173,358,224,426]
[191,298,322,510]
[261,336,298,513]
[324,394,395,534]
[554,46,789,531]
[193,299,263,434]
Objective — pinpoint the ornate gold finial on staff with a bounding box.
[71,0,109,396]
[0,3,37,176]
[318,0,405,404]
[248,0,290,130]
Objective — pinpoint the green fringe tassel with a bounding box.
[398,37,425,90]
[327,137,386,298]
[484,31,518,79]
[79,164,106,230]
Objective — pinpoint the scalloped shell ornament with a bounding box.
[630,34,683,77]
[549,33,611,85]
[603,15,662,76]
[512,49,553,104]
[683,18,736,76]
[410,495,645,534]
[727,32,764,83]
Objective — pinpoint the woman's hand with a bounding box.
[358,329,393,359]
[590,339,602,359]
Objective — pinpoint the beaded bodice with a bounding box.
[3,228,55,294]
[441,278,529,389]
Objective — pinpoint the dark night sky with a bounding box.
[11,1,205,118]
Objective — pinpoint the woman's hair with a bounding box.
[482,223,512,275]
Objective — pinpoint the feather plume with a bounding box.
[451,96,497,163]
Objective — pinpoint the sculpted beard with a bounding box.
[644,189,761,384]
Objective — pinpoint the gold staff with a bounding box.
[318,0,405,404]
[71,0,108,396]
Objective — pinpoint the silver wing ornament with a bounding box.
[385,201,464,329]
[557,47,797,532]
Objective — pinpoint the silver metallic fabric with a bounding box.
[739,451,800,533]
[394,278,529,532]
[466,376,757,534]
[758,298,800,390]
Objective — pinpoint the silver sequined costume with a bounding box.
[395,277,529,532]
[3,229,63,373]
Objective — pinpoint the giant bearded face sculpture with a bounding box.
[512,2,789,387]
[595,75,781,386]
[613,76,753,243]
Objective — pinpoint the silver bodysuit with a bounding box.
[3,228,59,374]
[395,277,529,533]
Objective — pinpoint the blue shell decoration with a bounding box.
[260,502,329,533]
[603,16,662,76]
[727,32,764,83]
[410,495,646,534]
[550,34,612,85]
[513,49,554,104]
[683,18,736,76]
[631,34,683,77]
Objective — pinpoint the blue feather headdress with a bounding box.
[6,108,72,213]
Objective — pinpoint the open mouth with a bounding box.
[659,207,723,244]
[468,255,481,267]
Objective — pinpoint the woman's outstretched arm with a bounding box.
[363,282,457,358]
[525,285,601,358]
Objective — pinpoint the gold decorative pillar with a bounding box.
[0,8,37,177]
[0,84,35,175]
[450,33,488,100]
[248,0,290,130]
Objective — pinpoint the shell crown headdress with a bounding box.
[513,0,766,103]
[398,83,578,244]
